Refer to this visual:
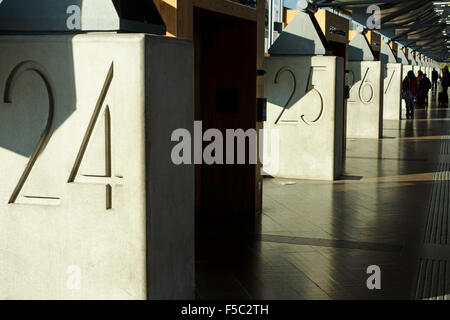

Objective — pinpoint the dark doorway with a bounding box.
[194,8,258,248]
[329,40,348,158]
[372,50,380,61]
[329,41,346,61]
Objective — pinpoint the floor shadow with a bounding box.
[196,94,450,300]
[338,175,363,181]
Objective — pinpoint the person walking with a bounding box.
[420,74,432,107]
[440,66,450,107]
[416,71,425,106]
[402,71,417,119]
[432,68,439,92]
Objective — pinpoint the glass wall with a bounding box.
[265,0,284,52]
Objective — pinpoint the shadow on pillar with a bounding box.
[0,37,76,159]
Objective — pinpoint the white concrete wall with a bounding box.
[426,66,431,79]
[383,63,402,120]
[425,66,432,106]
[0,34,194,299]
[263,56,344,181]
[347,61,383,139]
[402,65,413,78]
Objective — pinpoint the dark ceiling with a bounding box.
[313,0,450,61]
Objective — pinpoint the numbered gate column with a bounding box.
[0,34,194,299]
[426,66,431,79]
[347,61,383,139]
[383,63,402,120]
[263,56,344,181]
[426,66,433,105]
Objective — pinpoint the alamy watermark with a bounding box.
[3,3,381,33]
[1,2,381,31]
[366,5,381,30]
[170,121,280,173]
[66,5,81,30]
[366,265,381,290]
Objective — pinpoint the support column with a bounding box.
[347,28,383,139]
[381,42,402,121]
[264,10,344,181]
[0,1,194,300]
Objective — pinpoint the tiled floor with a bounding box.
[196,93,450,300]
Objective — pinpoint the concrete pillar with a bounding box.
[413,52,421,75]
[314,9,349,160]
[381,43,402,120]
[402,65,414,77]
[264,55,344,180]
[408,49,417,67]
[347,31,383,139]
[0,1,194,300]
[347,60,383,138]
[264,11,344,181]
[423,61,433,106]
[397,45,409,65]
[415,53,423,70]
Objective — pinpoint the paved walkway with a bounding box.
[197,93,450,300]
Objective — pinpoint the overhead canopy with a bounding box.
[295,0,450,62]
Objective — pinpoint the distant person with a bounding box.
[417,70,423,82]
[439,66,450,107]
[432,68,439,91]
[402,71,417,119]
[420,74,432,107]
[416,71,426,106]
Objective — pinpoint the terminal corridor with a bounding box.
[3,0,450,302]
[197,93,450,300]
